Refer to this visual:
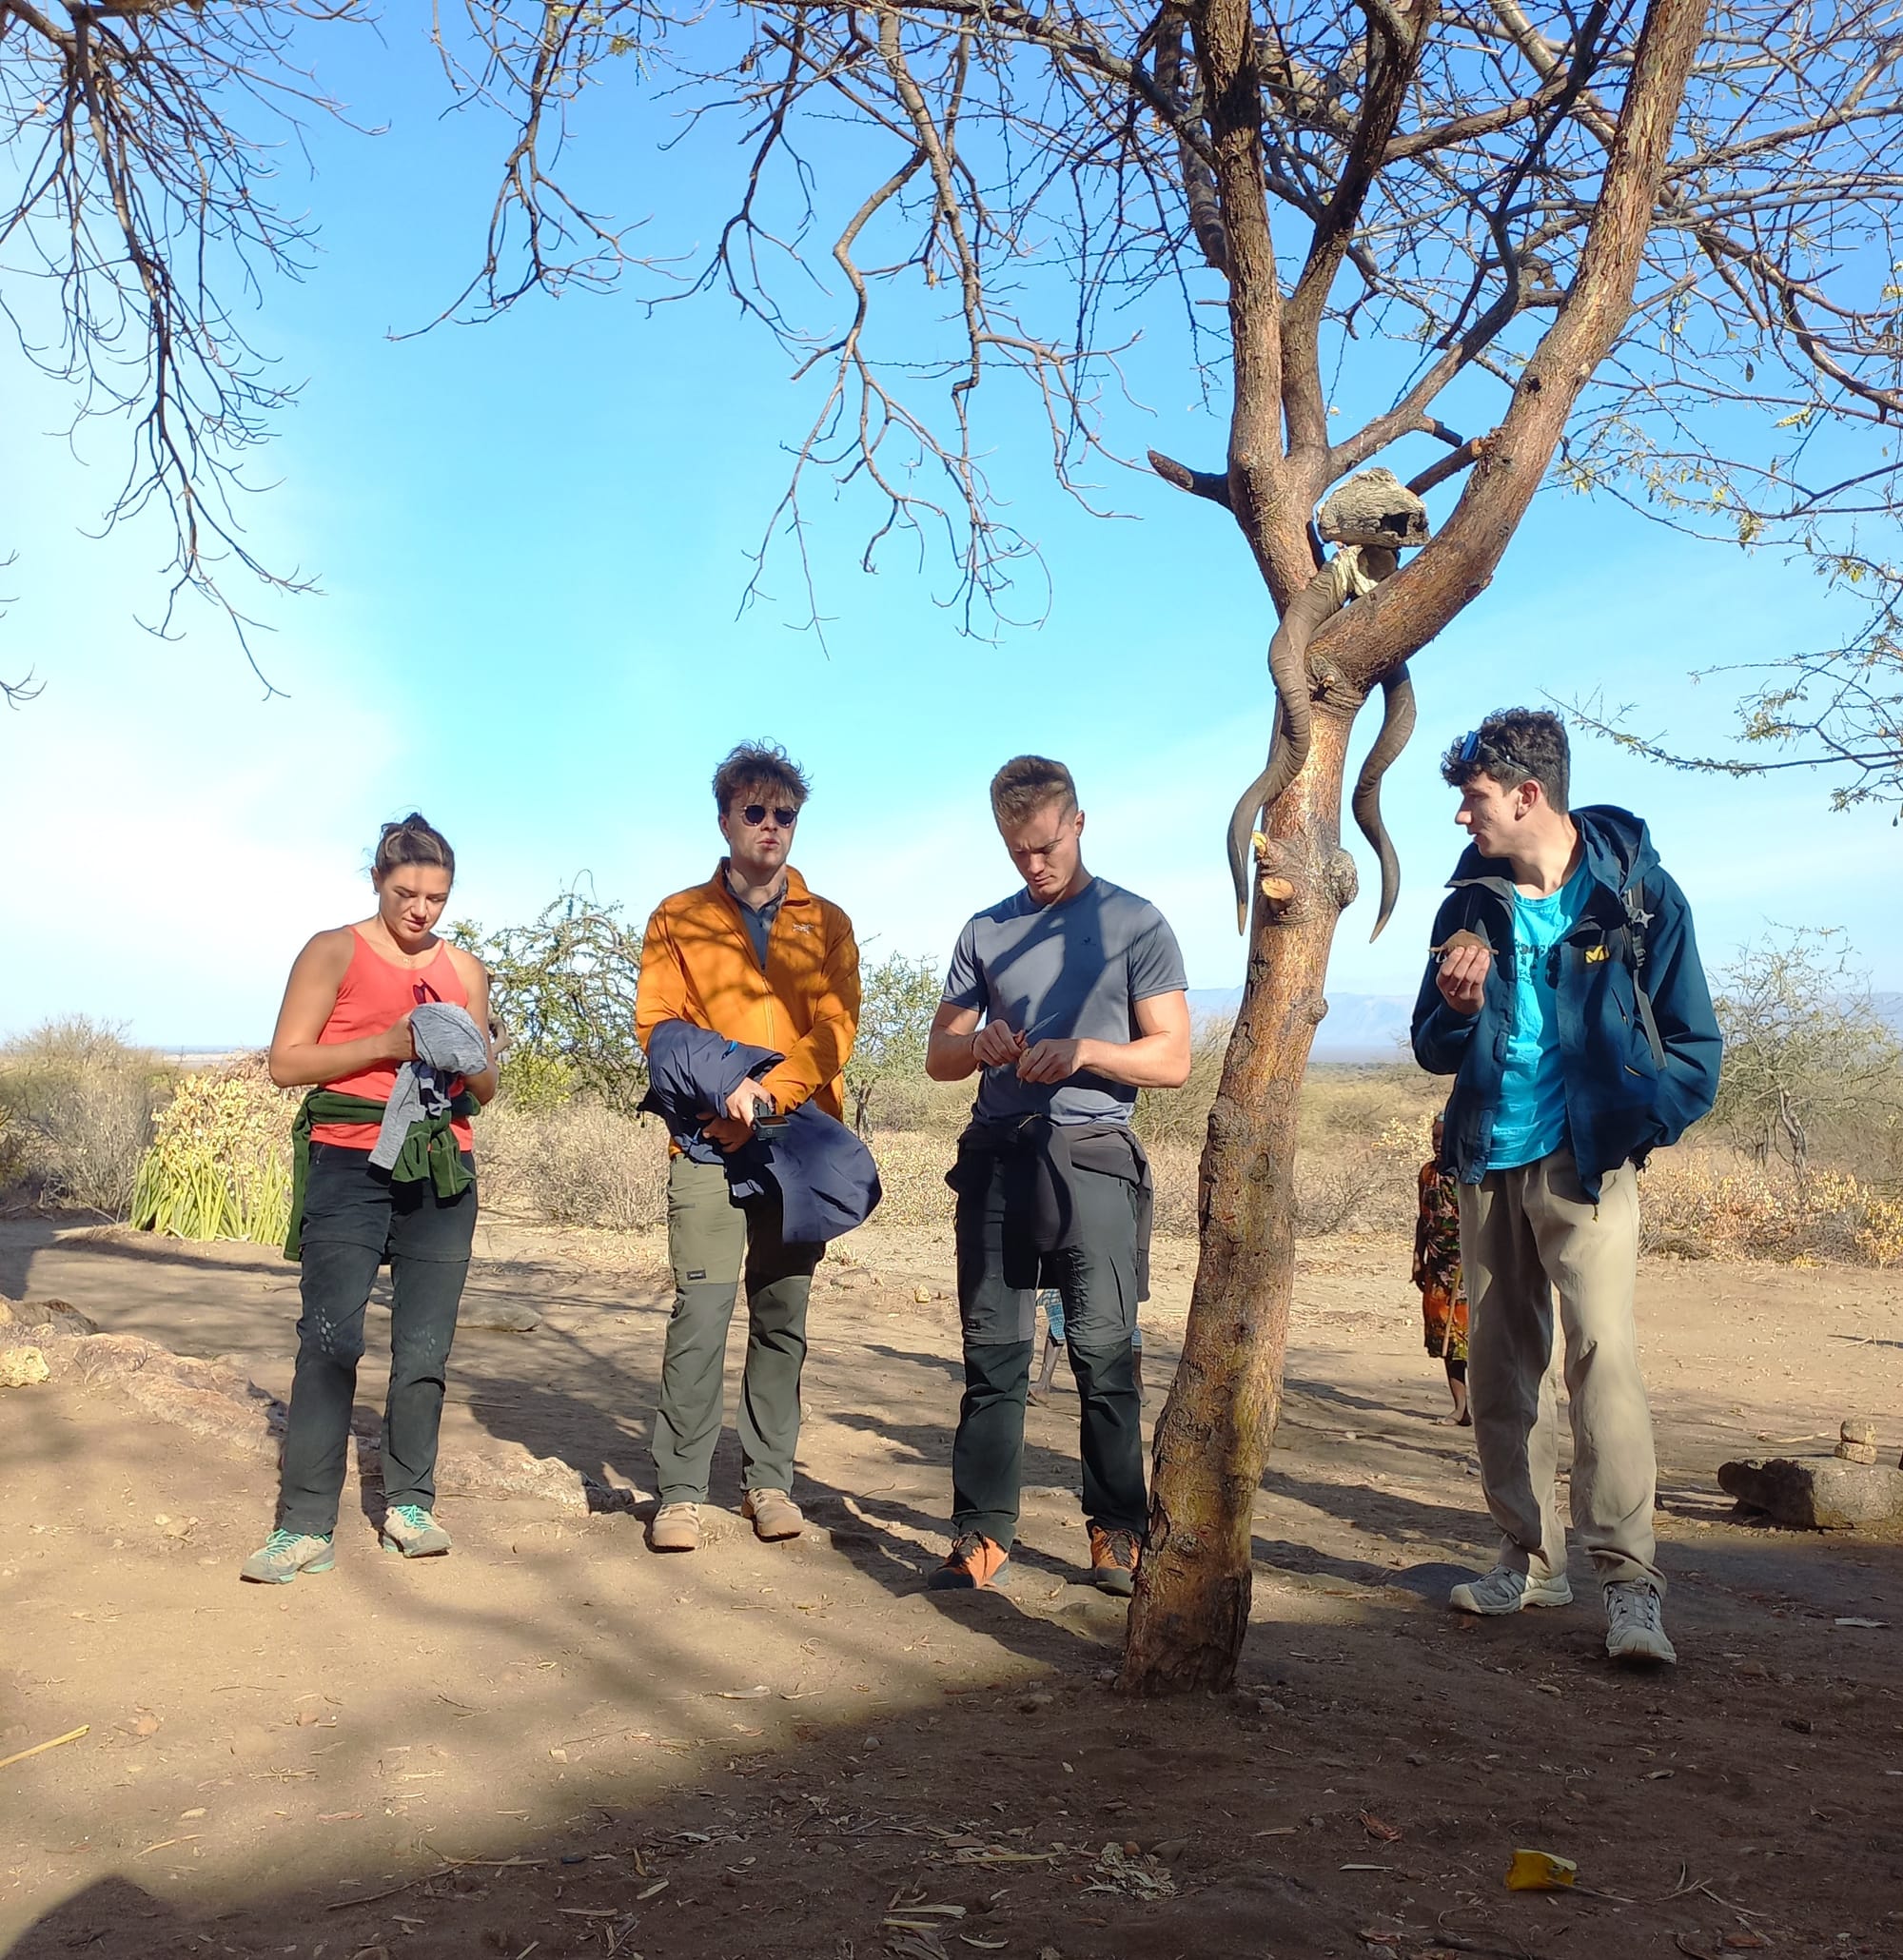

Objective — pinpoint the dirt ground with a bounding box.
[3,1210,1901,1960]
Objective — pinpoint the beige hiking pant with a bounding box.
[1457,1150,1662,1592]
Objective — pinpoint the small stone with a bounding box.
[1735,1658,1771,1678]
[1837,1418,1880,1466]
[913,1286,932,1304]
[459,1302,542,1333]
[0,1346,50,1388]
[1017,1693,1054,1714]
[1151,1836,1188,1864]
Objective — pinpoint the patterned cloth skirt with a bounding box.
[1421,1284,1469,1363]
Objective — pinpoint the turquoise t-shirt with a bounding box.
[1487,866,1590,1170]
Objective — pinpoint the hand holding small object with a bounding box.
[972,1022,1028,1068]
[1435,931,1492,1016]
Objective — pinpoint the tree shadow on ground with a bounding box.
[12,1454,1902,1960]
[448,1284,1124,1653]
[0,1221,284,1291]
[15,1229,1903,1957]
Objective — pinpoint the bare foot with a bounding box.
[1436,1382,1470,1426]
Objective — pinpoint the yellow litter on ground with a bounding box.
[1505,1848,1578,1891]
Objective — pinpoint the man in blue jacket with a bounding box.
[1412,709,1720,1666]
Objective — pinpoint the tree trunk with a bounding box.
[1119,689,1362,1692]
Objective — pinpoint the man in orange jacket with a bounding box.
[634,742,860,1554]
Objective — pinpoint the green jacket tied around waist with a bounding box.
[284,1089,479,1261]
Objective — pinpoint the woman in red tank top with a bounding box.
[242,814,498,1584]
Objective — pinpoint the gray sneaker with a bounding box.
[1604,1581,1677,1664]
[241,1529,335,1584]
[1448,1566,1574,1615]
[381,1505,453,1558]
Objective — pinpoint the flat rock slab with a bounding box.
[1718,1454,1903,1530]
[0,1291,600,1511]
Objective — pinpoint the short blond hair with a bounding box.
[990,755,1076,827]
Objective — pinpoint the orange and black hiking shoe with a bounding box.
[1089,1525,1141,1597]
[928,1532,1010,1591]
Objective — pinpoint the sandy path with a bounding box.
[2,1216,1901,1959]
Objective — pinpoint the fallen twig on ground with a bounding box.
[0,1725,88,1772]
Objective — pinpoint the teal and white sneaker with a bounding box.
[381,1506,453,1558]
[241,1530,336,1584]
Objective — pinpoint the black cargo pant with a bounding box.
[948,1147,1146,1550]
[277,1141,477,1536]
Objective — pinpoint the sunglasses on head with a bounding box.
[739,803,799,829]
[1457,728,1483,764]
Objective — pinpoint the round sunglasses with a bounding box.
[738,803,799,829]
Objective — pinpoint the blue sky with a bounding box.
[1,28,1894,1049]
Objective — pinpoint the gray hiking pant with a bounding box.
[1458,1149,1663,1592]
[651,1154,821,1505]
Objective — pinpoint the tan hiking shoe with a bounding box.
[649,1501,701,1553]
[381,1505,452,1558]
[742,1488,804,1541]
[1089,1524,1141,1597]
[927,1533,1010,1591]
[240,1529,335,1584]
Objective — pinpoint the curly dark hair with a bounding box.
[1440,707,1570,815]
[712,741,812,816]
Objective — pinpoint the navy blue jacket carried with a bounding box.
[1410,806,1721,1198]
[639,1019,882,1245]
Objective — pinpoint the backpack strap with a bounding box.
[1620,881,1668,1070]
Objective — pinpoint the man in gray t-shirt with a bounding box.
[923,755,1190,1598]
[941,879,1188,1127]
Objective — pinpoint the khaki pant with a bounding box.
[652,1155,821,1505]
[1457,1150,1662,1591]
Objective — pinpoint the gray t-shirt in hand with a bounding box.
[941,876,1188,1126]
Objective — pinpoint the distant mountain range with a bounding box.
[1188,987,1903,1063]
[1187,988,1413,1062]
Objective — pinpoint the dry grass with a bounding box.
[478,1100,671,1233]
[0,1017,174,1217]
[14,1024,1903,1270]
[1639,1147,1903,1265]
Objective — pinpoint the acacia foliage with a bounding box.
[843,951,941,1137]
[1708,926,1902,1173]
[453,893,647,1116]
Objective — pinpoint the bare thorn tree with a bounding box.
[437,0,1903,1690]
[1568,553,1903,811]
[0,0,372,679]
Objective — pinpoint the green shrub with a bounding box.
[130,1061,294,1246]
